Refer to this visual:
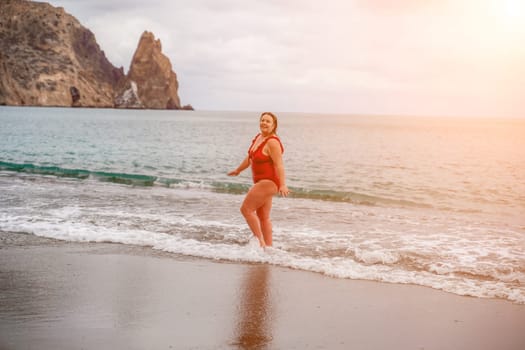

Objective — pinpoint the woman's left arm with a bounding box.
[267,139,290,197]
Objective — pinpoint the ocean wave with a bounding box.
[0,161,435,209]
[0,161,157,186]
[288,187,434,209]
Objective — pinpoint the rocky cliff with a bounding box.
[0,0,190,109]
[0,0,124,107]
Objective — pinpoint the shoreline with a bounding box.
[1,232,525,350]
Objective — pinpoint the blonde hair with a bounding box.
[260,112,278,134]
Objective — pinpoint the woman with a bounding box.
[228,112,289,248]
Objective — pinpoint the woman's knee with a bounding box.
[240,203,252,217]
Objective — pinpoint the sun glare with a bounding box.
[504,0,524,19]
[502,0,525,31]
[496,0,525,38]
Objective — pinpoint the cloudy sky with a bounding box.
[47,0,524,117]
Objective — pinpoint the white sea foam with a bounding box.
[353,247,399,265]
[1,213,524,304]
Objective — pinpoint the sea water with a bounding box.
[1,106,524,303]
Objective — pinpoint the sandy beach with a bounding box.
[1,232,524,350]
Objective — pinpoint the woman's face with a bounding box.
[260,114,275,135]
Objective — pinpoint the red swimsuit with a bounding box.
[248,134,284,188]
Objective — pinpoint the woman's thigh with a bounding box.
[242,180,277,211]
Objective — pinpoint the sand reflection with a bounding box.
[233,264,273,349]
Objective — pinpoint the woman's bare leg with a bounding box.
[257,198,273,246]
[240,180,277,247]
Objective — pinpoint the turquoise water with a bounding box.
[1,106,524,303]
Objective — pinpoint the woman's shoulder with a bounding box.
[266,136,284,152]
[267,136,281,143]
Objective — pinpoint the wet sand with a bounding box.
[1,232,524,350]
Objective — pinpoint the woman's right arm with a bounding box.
[228,155,250,176]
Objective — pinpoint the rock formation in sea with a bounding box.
[0,0,192,110]
[114,31,181,110]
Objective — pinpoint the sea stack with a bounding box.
[115,31,181,109]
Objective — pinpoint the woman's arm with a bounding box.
[267,139,290,197]
[228,155,250,176]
